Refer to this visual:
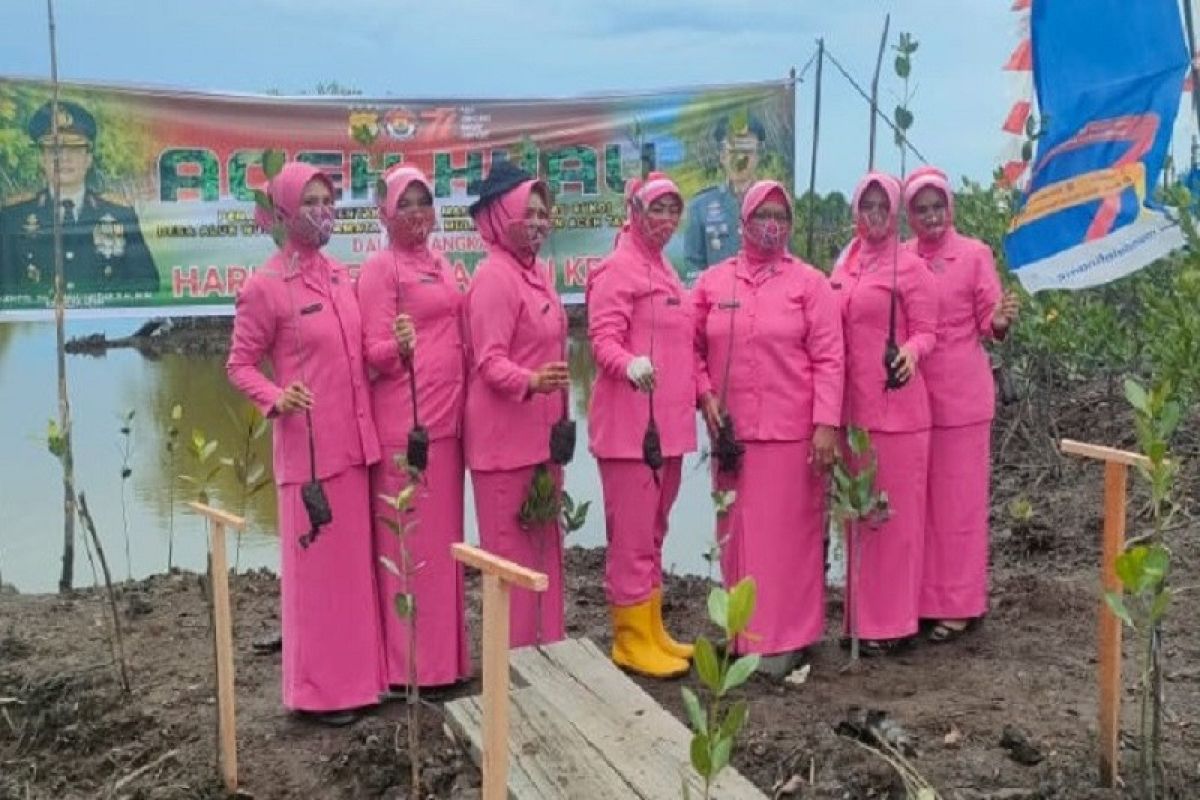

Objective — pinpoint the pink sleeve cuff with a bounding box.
[366,336,406,375]
[812,408,841,428]
[905,332,936,358]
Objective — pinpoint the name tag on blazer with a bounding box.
[829,282,843,290]
[718,299,741,310]
[300,302,323,315]
[665,296,682,307]
[419,274,439,284]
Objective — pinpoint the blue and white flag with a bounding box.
[1004,0,1189,292]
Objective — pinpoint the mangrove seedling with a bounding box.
[179,428,221,505]
[251,148,288,247]
[117,409,135,581]
[831,426,890,666]
[517,462,591,643]
[221,402,270,570]
[378,466,425,800]
[162,403,182,571]
[1104,377,1182,800]
[681,576,759,800]
[517,463,590,535]
[892,31,919,177]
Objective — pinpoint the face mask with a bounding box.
[855,209,890,240]
[909,200,949,241]
[286,205,335,248]
[745,218,791,253]
[637,214,679,250]
[387,206,436,248]
[505,218,551,258]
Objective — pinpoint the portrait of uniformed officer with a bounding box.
[0,100,159,297]
[683,113,767,279]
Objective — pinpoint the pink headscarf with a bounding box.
[473,179,551,267]
[619,171,683,256]
[851,172,902,241]
[378,165,433,221]
[836,171,903,271]
[739,179,793,268]
[253,161,336,254]
[902,165,954,244]
[377,165,436,251]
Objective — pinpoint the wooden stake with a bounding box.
[1097,460,1127,788]
[189,502,245,794]
[452,543,548,800]
[867,13,891,171]
[1059,439,1143,788]
[805,39,824,263]
[480,573,510,800]
[45,0,78,595]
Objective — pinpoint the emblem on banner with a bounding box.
[93,213,126,260]
[381,107,417,140]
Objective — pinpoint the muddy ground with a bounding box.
[3,367,1199,798]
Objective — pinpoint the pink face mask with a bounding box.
[387,206,436,248]
[637,214,679,250]
[286,205,335,248]
[744,218,791,253]
[504,218,551,258]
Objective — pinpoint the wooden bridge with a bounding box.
[444,544,765,800]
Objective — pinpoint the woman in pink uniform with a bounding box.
[227,161,385,724]
[587,172,697,679]
[903,166,1019,642]
[830,172,937,655]
[464,161,570,648]
[694,180,844,678]
[358,164,470,688]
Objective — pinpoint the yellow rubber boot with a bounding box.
[611,600,689,679]
[650,588,694,660]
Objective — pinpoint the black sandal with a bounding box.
[299,709,362,727]
[928,620,976,644]
[860,638,906,657]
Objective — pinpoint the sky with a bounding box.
[0,0,1022,195]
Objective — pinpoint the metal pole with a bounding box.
[1183,0,1200,133]
[47,0,77,592]
[868,13,891,171]
[806,40,825,263]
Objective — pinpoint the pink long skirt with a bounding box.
[372,438,470,687]
[920,422,991,620]
[278,465,386,711]
[715,441,826,655]
[844,430,930,641]
[471,464,565,648]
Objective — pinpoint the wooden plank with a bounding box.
[208,521,238,792]
[513,639,765,798]
[187,501,247,531]
[445,693,539,799]
[481,574,512,800]
[454,543,549,591]
[446,688,644,799]
[511,645,703,798]
[1060,439,1150,468]
[1097,461,1127,788]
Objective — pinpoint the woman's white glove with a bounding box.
[626,355,655,392]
